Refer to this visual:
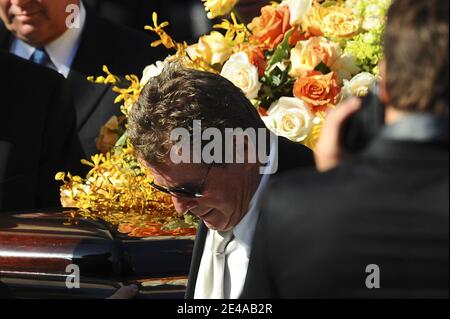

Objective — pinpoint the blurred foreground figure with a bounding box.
[242,0,449,298]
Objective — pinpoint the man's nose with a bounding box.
[171,196,197,215]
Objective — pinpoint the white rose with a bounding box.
[220,52,262,99]
[330,53,360,84]
[281,0,313,26]
[262,97,313,142]
[140,60,165,86]
[341,72,379,99]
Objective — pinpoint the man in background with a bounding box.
[0,51,83,211]
[0,0,165,157]
[242,0,449,298]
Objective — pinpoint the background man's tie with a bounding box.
[203,230,234,299]
[30,48,56,70]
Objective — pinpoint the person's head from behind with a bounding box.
[380,0,448,115]
[0,0,79,47]
[128,62,268,231]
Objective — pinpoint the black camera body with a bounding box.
[339,87,385,154]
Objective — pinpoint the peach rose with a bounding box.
[322,6,360,38]
[289,36,340,77]
[293,71,341,111]
[248,4,291,49]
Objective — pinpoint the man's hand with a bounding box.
[106,284,139,299]
[314,98,362,172]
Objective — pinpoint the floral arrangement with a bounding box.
[57,0,390,237]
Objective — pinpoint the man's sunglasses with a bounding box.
[149,164,212,199]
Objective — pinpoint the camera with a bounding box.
[339,85,385,154]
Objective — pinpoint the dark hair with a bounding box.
[383,0,448,114]
[127,61,267,165]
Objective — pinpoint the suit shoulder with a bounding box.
[84,12,166,62]
[75,12,166,77]
[277,137,315,171]
[0,51,63,89]
[261,163,360,229]
[92,14,152,46]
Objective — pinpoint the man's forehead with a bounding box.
[145,161,206,185]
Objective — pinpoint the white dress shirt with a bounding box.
[10,1,87,78]
[194,142,277,299]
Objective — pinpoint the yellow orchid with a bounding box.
[213,12,250,44]
[202,0,238,19]
[144,12,176,49]
[87,65,120,84]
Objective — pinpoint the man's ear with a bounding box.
[378,59,390,105]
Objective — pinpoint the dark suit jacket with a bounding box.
[241,135,449,298]
[0,52,84,212]
[185,137,315,298]
[0,2,166,156]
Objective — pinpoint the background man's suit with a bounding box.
[241,131,449,298]
[185,137,315,298]
[0,3,166,156]
[0,52,84,212]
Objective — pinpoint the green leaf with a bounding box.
[266,29,294,71]
[115,132,128,148]
[315,62,331,74]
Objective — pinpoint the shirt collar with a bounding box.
[10,1,86,78]
[380,113,449,143]
[232,141,277,254]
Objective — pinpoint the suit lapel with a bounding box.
[67,10,113,130]
[66,70,110,130]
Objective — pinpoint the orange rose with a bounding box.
[237,44,267,77]
[248,5,291,49]
[293,71,341,112]
[288,27,306,46]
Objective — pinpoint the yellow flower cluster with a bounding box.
[57,36,201,233]
[56,143,197,230]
